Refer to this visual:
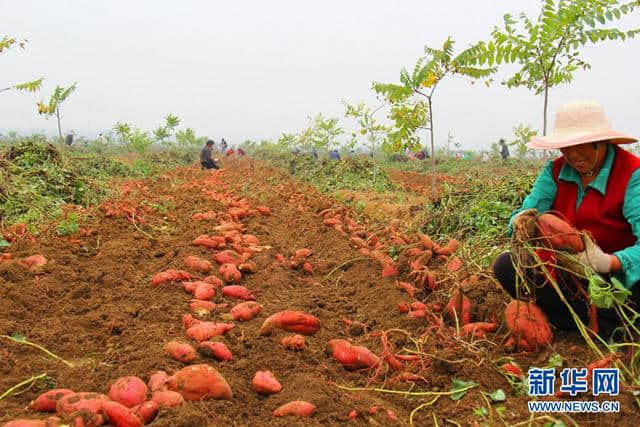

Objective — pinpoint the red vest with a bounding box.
[551,146,640,254]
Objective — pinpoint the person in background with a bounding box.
[499,138,510,161]
[65,131,75,146]
[329,149,341,160]
[237,147,246,156]
[98,133,107,145]
[493,99,640,340]
[200,140,219,170]
[311,147,318,159]
[220,138,228,155]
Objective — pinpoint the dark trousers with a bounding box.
[201,160,218,170]
[493,252,640,339]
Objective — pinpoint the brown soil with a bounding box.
[1,158,637,426]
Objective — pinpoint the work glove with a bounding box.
[575,234,612,273]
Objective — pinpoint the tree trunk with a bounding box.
[56,106,63,141]
[542,85,549,160]
[428,97,436,188]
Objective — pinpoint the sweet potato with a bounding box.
[348,410,359,419]
[182,314,201,330]
[102,401,143,427]
[147,371,169,392]
[445,290,472,326]
[219,263,242,283]
[151,269,192,286]
[108,376,148,408]
[198,341,233,361]
[166,341,197,363]
[29,389,74,412]
[69,412,104,427]
[213,250,243,265]
[242,234,260,245]
[194,282,216,300]
[327,339,381,370]
[273,401,316,417]
[2,419,62,427]
[434,238,460,256]
[151,391,184,407]
[280,334,305,351]
[203,275,224,288]
[222,285,254,300]
[302,261,314,274]
[189,299,217,316]
[238,261,257,273]
[167,364,232,400]
[381,263,398,277]
[461,321,497,338]
[214,222,243,233]
[419,234,434,250]
[501,363,524,377]
[295,248,313,258]
[504,300,553,351]
[259,311,320,335]
[223,301,262,321]
[186,322,235,342]
[56,392,109,417]
[408,310,426,319]
[257,206,272,216]
[252,371,281,394]
[133,401,158,424]
[182,281,201,294]
[396,281,416,297]
[20,254,48,268]
[184,256,212,273]
[192,211,216,221]
[537,213,585,252]
[447,256,463,272]
[192,235,224,249]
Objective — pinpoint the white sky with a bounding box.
[2,0,639,150]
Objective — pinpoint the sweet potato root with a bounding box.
[203,275,224,288]
[151,391,185,407]
[102,401,143,427]
[167,364,232,400]
[445,289,472,326]
[166,341,197,363]
[537,213,585,252]
[182,314,201,330]
[219,263,242,283]
[29,389,75,412]
[327,339,381,370]
[2,418,62,427]
[56,392,109,417]
[133,401,158,424]
[192,234,225,249]
[147,371,169,392]
[504,300,553,351]
[252,371,282,394]
[20,254,48,268]
[222,285,254,301]
[184,256,212,273]
[259,311,320,336]
[257,206,272,215]
[280,334,305,351]
[186,322,235,342]
[194,282,216,300]
[108,376,148,408]
[189,299,217,316]
[213,250,243,265]
[222,301,262,321]
[294,248,313,258]
[273,401,316,417]
[461,321,497,338]
[151,269,192,286]
[198,341,233,361]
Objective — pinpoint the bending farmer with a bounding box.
[493,99,640,340]
[200,140,219,170]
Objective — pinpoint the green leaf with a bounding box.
[473,407,488,418]
[10,332,26,341]
[488,389,506,402]
[0,238,10,248]
[543,422,567,427]
[495,406,507,417]
[450,379,477,400]
[546,353,563,369]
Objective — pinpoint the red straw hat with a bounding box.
[527,99,637,150]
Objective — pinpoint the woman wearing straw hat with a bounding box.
[493,99,640,339]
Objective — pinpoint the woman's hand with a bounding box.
[576,235,617,273]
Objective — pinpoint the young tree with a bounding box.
[37,83,77,140]
[510,124,538,158]
[0,36,43,94]
[373,37,494,185]
[482,0,639,139]
[113,122,153,155]
[153,114,181,145]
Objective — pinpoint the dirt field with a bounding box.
[1,158,637,426]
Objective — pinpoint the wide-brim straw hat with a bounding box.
[527,99,637,150]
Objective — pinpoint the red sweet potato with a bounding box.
[186,322,235,342]
[192,235,224,249]
[259,311,320,335]
[133,401,158,424]
[167,364,232,400]
[20,254,48,268]
[102,401,143,427]
[396,281,416,297]
[184,256,212,273]
[238,261,257,273]
[182,281,201,294]
[504,300,553,351]
[189,299,217,316]
[502,363,524,377]
[222,285,254,300]
[280,334,305,351]
[257,206,272,215]
[69,412,105,427]
[223,301,262,321]
[56,392,109,417]
[213,250,243,265]
[151,391,184,407]
[434,238,460,256]
[151,269,192,286]
[242,234,260,245]
[147,371,169,392]
[447,256,463,272]
[182,314,201,330]
[273,401,316,417]
[192,211,216,221]
[2,418,62,427]
[295,248,313,258]
[29,389,74,412]
[537,213,585,252]
[302,261,314,274]
[461,321,497,338]
[327,339,381,370]
[252,371,281,394]
[382,262,398,278]
[108,376,148,408]
[445,290,472,325]
[166,341,197,363]
[194,282,216,300]
[203,275,224,288]
[198,341,233,361]
[219,263,242,282]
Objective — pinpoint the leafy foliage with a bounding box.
[153,114,181,145]
[510,124,538,158]
[1,35,44,94]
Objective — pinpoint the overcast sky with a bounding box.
[2,0,639,150]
